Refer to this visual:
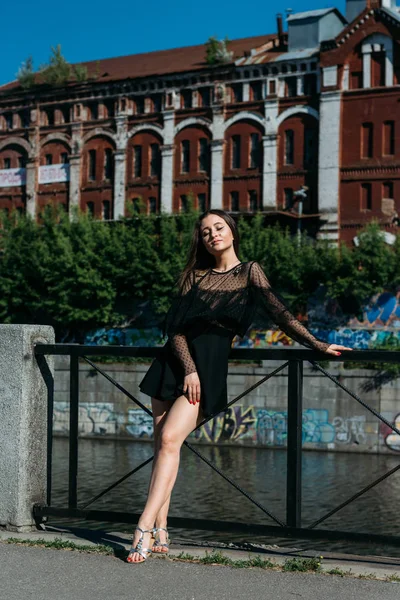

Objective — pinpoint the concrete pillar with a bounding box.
[160,111,174,213]
[318,91,341,244]
[0,325,54,532]
[386,48,394,87]
[210,140,224,209]
[296,76,304,96]
[262,134,278,210]
[113,150,126,218]
[25,159,37,218]
[68,154,81,215]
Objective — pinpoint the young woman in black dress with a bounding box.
[127,209,352,563]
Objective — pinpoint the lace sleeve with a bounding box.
[168,271,197,376]
[250,262,330,353]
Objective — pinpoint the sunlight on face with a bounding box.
[200,214,234,255]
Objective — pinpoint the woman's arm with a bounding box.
[249,261,331,352]
[167,270,198,375]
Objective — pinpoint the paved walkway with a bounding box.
[0,527,399,600]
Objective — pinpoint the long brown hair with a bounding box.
[177,209,240,291]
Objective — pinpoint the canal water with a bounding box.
[50,438,400,558]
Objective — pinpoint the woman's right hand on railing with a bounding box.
[183,371,201,404]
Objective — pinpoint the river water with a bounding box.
[50,438,400,557]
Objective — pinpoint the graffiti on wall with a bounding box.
[54,402,119,435]
[380,413,400,452]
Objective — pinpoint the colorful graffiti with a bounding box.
[193,406,256,443]
[382,413,400,452]
[126,409,154,438]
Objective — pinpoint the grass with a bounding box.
[2,538,400,582]
[3,537,114,556]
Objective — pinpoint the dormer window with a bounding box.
[362,34,393,89]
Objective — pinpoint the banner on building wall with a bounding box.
[39,164,70,184]
[0,168,26,187]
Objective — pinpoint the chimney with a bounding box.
[276,13,285,46]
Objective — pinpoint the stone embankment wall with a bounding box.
[53,357,400,454]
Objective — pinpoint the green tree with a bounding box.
[16,56,35,89]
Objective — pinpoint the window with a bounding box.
[135,98,145,114]
[87,103,98,120]
[45,154,53,166]
[132,197,141,213]
[361,183,372,210]
[304,129,316,168]
[350,71,363,90]
[18,156,26,168]
[87,201,95,216]
[250,81,263,101]
[383,121,395,156]
[231,84,243,103]
[4,158,11,169]
[284,130,294,165]
[181,140,190,173]
[104,148,113,180]
[304,74,317,96]
[197,193,207,213]
[199,88,211,107]
[231,135,241,169]
[230,191,239,211]
[46,110,54,126]
[269,80,276,95]
[149,144,160,177]
[383,181,394,199]
[88,150,96,181]
[20,111,30,128]
[249,133,261,168]
[152,95,162,113]
[285,78,297,97]
[102,200,111,220]
[248,190,258,211]
[61,153,69,164]
[284,188,294,210]
[180,195,188,212]
[181,90,193,109]
[5,113,13,129]
[198,138,209,172]
[372,51,385,87]
[134,146,142,178]
[149,197,157,214]
[104,100,114,117]
[361,123,373,158]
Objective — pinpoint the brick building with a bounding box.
[1,0,400,244]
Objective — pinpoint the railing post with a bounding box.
[286,359,303,528]
[68,354,79,509]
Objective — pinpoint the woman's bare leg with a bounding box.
[150,397,173,551]
[128,394,204,562]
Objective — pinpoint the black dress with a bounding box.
[139,261,329,419]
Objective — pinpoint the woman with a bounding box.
[128,209,352,563]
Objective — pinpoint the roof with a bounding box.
[0,33,277,93]
[287,7,346,23]
[272,47,319,62]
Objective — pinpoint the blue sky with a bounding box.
[1,0,346,86]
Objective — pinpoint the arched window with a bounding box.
[362,34,393,89]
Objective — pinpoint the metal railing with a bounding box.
[33,344,400,546]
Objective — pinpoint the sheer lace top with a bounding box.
[164,261,330,376]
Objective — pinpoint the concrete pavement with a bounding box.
[0,526,399,600]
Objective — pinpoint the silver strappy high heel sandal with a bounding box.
[152,527,170,554]
[127,526,155,563]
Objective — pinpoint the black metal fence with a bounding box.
[33,344,400,546]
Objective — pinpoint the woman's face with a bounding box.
[200,214,235,256]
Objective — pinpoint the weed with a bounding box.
[3,537,114,555]
[283,556,322,572]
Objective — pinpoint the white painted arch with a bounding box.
[276,105,319,128]
[0,136,31,154]
[128,123,164,140]
[223,111,265,133]
[82,128,116,145]
[175,117,212,136]
[40,133,71,150]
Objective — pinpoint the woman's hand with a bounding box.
[324,344,353,356]
[183,371,201,404]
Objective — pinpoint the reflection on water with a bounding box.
[50,438,400,557]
